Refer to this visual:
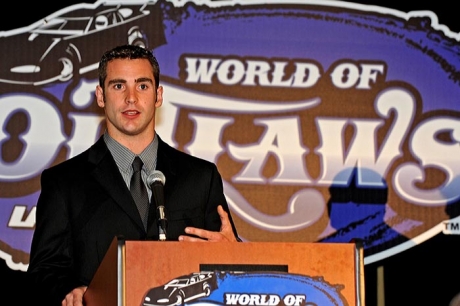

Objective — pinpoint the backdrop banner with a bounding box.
[1,0,460,274]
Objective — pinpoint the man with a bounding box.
[27,44,240,306]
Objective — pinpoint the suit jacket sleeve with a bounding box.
[27,168,83,305]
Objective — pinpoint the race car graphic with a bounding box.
[143,272,218,306]
[0,0,166,86]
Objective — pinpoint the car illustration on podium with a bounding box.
[143,272,218,306]
[0,0,165,86]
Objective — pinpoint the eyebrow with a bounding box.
[135,77,154,84]
[107,77,154,85]
[107,78,126,85]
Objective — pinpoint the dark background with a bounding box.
[1,1,459,305]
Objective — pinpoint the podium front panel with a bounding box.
[122,241,359,306]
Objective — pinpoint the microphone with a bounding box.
[147,170,167,241]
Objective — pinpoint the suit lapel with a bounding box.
[89,137,145,231]
[155,136,178,206]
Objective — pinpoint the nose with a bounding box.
[125,88,137,104]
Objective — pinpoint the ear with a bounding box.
[95,85,105,108]
[155,85,164,108]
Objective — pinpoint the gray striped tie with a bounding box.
[130,156,149,229]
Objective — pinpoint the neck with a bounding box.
[106,129,155,155]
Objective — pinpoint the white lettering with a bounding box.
[218,59,246,85]
[0,95,66,181]
[316,88,414,187]
[271,61,294,86]
[67,114,104,158]
[357,64,385,89]
[8,206,35,228]
[185,58,221,83]
[186,115,233,163]
[184,56,323,88]
[243,60,272,86]
[292,62,321,87]
[225,294,240,305]
[224,294,281,305]
[330,62,360,88]
[229,116,311,184]
[394,117,460,206]
[283,295,305,306]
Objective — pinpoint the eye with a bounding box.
[114,83,123,90]
[139,84,148,90]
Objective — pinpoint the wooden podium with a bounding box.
[84,237,365,306]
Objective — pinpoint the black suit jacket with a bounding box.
[27,135,239,305]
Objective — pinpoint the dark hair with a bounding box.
[98,44,160,88]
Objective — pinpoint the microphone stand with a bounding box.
[157,205,167,241]
[148,170,167,241]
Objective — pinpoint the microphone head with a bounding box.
[147,170,166,186]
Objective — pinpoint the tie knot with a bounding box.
[132,156,143,172]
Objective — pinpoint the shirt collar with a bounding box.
[103,131,158,174]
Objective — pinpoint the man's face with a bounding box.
[95,58,163,142]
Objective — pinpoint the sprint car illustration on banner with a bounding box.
[0,0,165,86]
[142,271,348,306]
[143,272,218,306]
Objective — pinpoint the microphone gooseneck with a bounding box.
[147,170,167,241]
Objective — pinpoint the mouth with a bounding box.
[123,110,140,116]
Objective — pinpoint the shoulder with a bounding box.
[158,136,217,169]
[156,136,221,182]
[42,136,107,177]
